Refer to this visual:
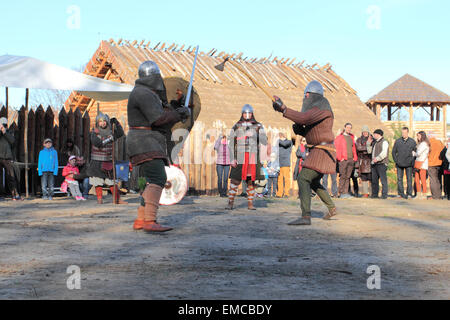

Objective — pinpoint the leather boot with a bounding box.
[133,206,145,230]
[288,216,312,226]
[95,187,103,204]
[142,184,173,232]
[323,207,337,220]
[110,186,128,205]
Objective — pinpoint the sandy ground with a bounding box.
[0,193,448,300]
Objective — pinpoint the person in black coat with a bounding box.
[392,127,417,199]
[0,117,21,200]
[440,139,450,200]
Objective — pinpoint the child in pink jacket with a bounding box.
[62,156,85,201]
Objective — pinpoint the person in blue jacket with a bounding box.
[38,138,59,200]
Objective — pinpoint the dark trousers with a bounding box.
[41,172,55,197]
[79,177,91,198]
[444,174,450,200]
[349,168,359,196]
[428,166,442,199]
[267,177,278,196]
[0,159,19,197]
[338,159,354,195]
[322,173,338,196]
[396,166,413,197]
[139,159,168,206]
[139,159,167,188]
[371,164,388,198]
[297,168,335,217]
[216,165,230,196]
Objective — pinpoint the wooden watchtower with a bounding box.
[367,74,449,140]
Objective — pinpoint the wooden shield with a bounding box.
[163,76,201,132]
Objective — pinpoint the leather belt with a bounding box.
[130,126,152,130]
[307,143,336,153]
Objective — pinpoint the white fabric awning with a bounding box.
[0,55,133,101]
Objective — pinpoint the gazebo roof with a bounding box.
[367,74,450,105]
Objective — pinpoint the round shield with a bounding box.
[163,76,201,132]
[160,165,188,206]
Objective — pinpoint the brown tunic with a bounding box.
[283,107,336,174]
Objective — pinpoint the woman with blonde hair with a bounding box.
[413,131,430,199]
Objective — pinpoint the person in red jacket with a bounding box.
[62,156,86,201]
[334,123,358,198]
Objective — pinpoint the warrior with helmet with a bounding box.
[127,60,190,233]
[272,80,338,225]
[227,104,268,211]
[87,113,125,205]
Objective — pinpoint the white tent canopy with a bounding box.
[0,55,133,101]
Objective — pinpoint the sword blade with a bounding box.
[184,45,199,110]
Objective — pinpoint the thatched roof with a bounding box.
[65,39,392,136]
[367,74,450,105]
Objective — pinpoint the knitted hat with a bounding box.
[361,125,370,133]
[373,129,384,136]
[44,138,53,144]
[69,155,77,161]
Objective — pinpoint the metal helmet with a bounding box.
[241,104,254,114]
[304,80,324,96]
[138,60,161,79]
[96,112,110,127]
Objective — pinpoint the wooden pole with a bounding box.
[112,123,117,205]
[25,89,29,198]
[443,104,448,140]
[409,103,414,135]
[376,104,381,120]
[5,87,8,120]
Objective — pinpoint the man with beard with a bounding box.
[272,80,337,225]
[226,104,268,210]
[127,61,189,233]
[355,125,373,198]
[87,113,125,204]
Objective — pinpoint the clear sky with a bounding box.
[1,0,449,122]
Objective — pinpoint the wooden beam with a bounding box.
[5,87,8,120]
[442,104,447,140]
[409,103,414,134]
[25,89,29,198]
[376,104,381,120]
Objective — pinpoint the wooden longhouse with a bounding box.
[367,74,449,141]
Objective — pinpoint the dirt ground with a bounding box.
[0,193,448,300]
